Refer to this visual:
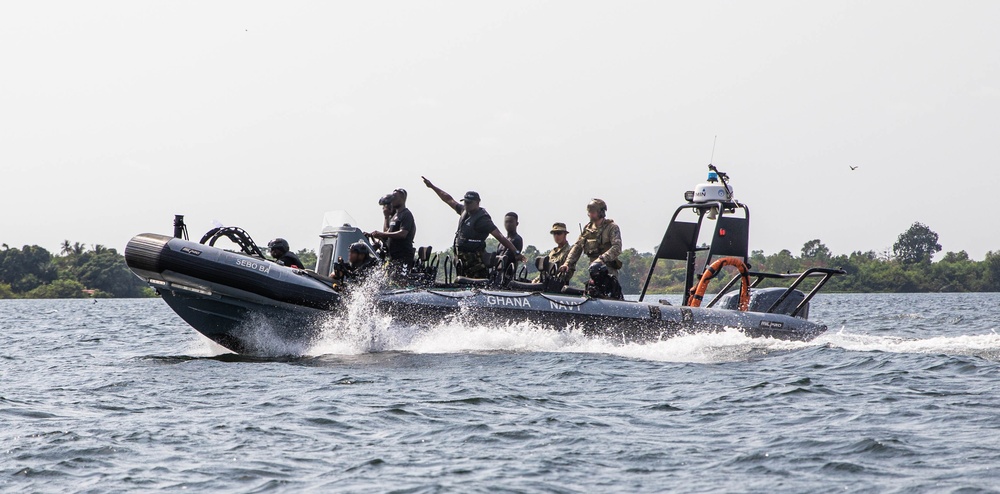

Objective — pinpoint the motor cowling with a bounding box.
[717,287,809,319]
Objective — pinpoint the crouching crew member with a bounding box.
[422,176,524,278]
[559,199,623,299]
[268,238,306,269]
[585,262,623,300]
[331,242,377,282]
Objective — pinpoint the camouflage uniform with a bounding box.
[564,219,623,277]
[548,242,573,279]
[532,242,573,283]
[457,250,489,279]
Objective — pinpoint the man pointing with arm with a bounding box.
[422,176,524,278]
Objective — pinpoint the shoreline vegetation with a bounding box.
[2,223,998,299]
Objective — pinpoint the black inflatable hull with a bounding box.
[125,234,827,354]
[125,234,337,352]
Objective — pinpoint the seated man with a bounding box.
[494,212,523,271]
[539,222,572,281]
[268,238,306,269]
[330,242,377,282]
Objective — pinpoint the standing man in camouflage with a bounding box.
[559,199,623,279]
[422,176,524,279]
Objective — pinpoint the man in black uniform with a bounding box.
[267,238,306,269]
[330,242,377,283]
[422,176,523,279]
[494,212,523,269]
[369,188,416,271]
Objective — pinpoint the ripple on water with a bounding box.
[3,295,1000,492]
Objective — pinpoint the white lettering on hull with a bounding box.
[548,301,581,312]
[486,295,532,308]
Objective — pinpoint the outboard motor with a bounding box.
[585,262,623,300]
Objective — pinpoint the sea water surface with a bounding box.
[2,293,1000,492]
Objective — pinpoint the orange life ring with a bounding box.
[687,257,750,311]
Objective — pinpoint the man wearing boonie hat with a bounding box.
[421,176,523,278]
[532,222,573,283]
[547,222,573,279]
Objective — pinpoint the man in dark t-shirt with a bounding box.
[369,188,416,270]
[267,238,306,269]
[495,212,523,269]
[421,177,523,278]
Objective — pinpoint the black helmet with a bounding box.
[268,238,289,251]
[589,261,610,280]
[378,194,394,206]
[349,242,369,255]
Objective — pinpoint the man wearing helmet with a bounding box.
[559,199,623,288]
[330,242,377,282]
[422,176,524,279]
[268,238,306,269]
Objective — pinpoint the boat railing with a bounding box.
[706,267,847,317]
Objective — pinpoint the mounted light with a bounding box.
[684,190,695,202]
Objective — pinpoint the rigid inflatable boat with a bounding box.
[125,166,844,354]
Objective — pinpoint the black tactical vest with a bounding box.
[454,208,491,252]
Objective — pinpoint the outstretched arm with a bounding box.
[370,228,409,240]
[490,228,526,262]
[422,176,461,212]
[559,239,584,273]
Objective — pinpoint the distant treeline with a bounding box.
[2,223,997,299]
[460,244,1000,295]
[0,242,152,299]
[477,221,1000,294]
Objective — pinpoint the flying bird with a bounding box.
[849,165,859,170]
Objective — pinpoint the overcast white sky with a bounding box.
[3,1,998,260]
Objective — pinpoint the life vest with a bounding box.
[454,208,491,252]
[581,219,617,258]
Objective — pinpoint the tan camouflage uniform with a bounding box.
[533,242,573,283]
[548,242,573,279]
[564,219,623,277]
